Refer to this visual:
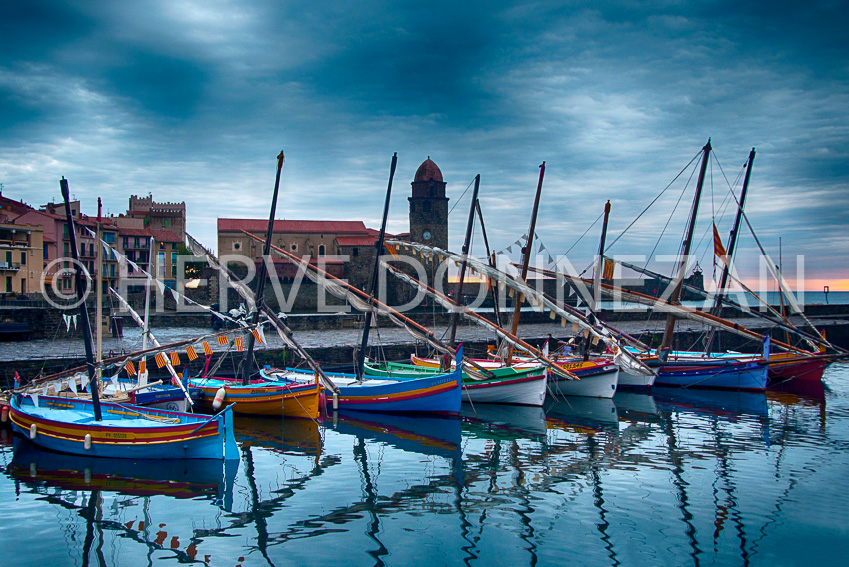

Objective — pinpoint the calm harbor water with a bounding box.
[2,365,848,566]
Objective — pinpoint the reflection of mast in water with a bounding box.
[81,490,107,567]
[587,435,619,566]
[708,421,750,560]
[507,439,540,565]
[353,437,389,565]
[241,445,277,567]
[659,408,703,563]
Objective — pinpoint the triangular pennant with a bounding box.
[30,393,39,407]
[81,373,90,390]
[170,288,180,302]
[72,315,78,329]
[52,380,62,394]
[63,314,71,332]
[42,385,48,396]
[110,374,119,388]
[156,280,166,294]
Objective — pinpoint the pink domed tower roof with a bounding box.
[414,157,443,183]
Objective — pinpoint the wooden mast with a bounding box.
[61,177,102,421]
[584,200,611,360]
[475,199,503,330]
[240,150,285,385]
[660,139,711,355]
[506,161,545,365]
[96,197,103,387]
[355,153,398,380]
[705,147,755,353]
[448,174,481,347]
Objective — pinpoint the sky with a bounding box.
[1,0,847,291]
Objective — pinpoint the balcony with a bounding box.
[0,262,20,272]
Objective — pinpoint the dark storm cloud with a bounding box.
[0,0,846,286]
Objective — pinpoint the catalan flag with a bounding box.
[202,341,212,355]
[218,334,229,346]
[186,345,198,361]
[251,328,263,344]
[235,336,244,352]
[602,258,615,281]
[713,222,728,263]
[124,360,136,376]
[139,358,147,375]
[155,352,168,369]
[170,351,181,366]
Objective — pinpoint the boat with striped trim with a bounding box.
[261,346,464,414]
[8,394,239,460]
[188,375,321,418]
[363,359,548,406]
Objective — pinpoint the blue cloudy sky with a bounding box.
[1,1,847,289]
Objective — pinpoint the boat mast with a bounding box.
[584,200,611,360]
[660,140,711,355]
[448,174,481,347]
[96,198,103,385]
[705,147,755,353]
[355,152,398,380]
[240,150,285,385]
[506,161,545,365]
[61,177,102,421]
[475,199,503,330]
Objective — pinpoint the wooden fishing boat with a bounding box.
[262,347,464,414]
[8,394,238,460]
[188,374,321,419]
[364,359,548,406]
[5,179,239,462]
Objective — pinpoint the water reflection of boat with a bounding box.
[235,416,322,457]
[768,375,826,401]
[651,386,768,418]
[8,437,236,504]
[331,410,462,460]
[544,396,620,432]
[460,403,548,438]
[614,391,660,423]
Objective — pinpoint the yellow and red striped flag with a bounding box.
[170,351,181,366]
[602,258,615,281]
[202,341,212,355]
[155,352,168,368]
[139,358,147,375]
[124,360,136,376]
[713,222,728,263]
[235,336,244,352]
[217,334,229,346]
[251,328,263,344]
[186,345,198,361]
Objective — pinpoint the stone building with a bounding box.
[127,194,186,240]
[408,157,449,250]
[0,222,43,295]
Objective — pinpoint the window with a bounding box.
[20,278,25,294]
[171,252,177,277]
[123,236,129,248]
[291,243,297,252]
[352,247,359,257]
[159,242,165,250]
[172,243,177,250]
[64,243,69,257]
[233,241,242,251]
[43,243,48,260]
[157,252,165,278]
[164,219,169,228]
[318,244,326,256]
[89,243,94,257]
[20,252,25,266]
[134,237,140,248]
[6,276,11,292]
[423,201,431,213]
[104,232,115,243]
[63,225,68,239]
[110,264,115,278]
[5,251,11,263]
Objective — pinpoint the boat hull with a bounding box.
[547,365,619,398]
[9,395,238,460]
[654,360,768,391]
[617,369,657,389]
[365,361,547,406]
[766,353,829,385]
[189,377,320,419]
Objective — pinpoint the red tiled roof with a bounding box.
[150,229,183,242]
[218,218,369,235]
[118,227,153,237]
[336,236,375,246]
[42,235,56,243]
[365,227,401,238]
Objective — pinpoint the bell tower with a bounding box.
[409,157,449,249]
